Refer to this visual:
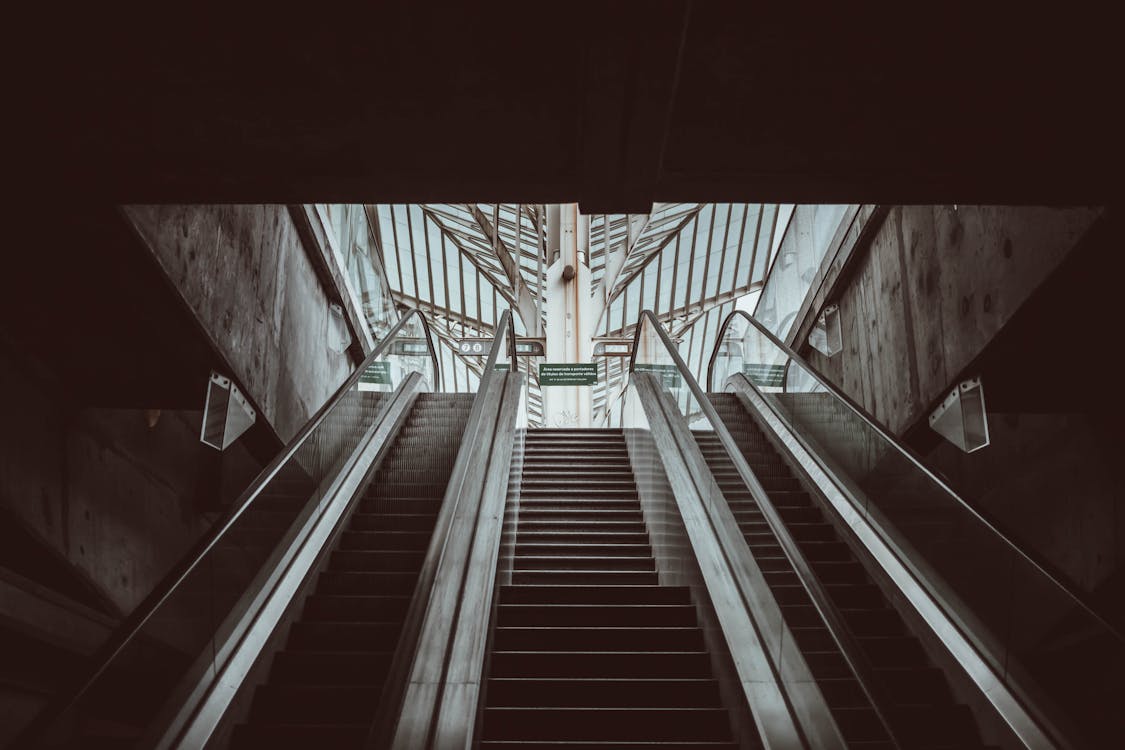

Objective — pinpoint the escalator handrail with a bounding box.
[707,308,1125,643]
[372,308,518,748]
[628,308,906,749]
[29,307,443,736]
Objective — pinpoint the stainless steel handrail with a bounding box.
[379,308,520,749]
[629,309,905,748]
[26,307,443,740]
[707,308,1125,643]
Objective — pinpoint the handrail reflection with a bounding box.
[29,307,443,741]
[628,309,904,748]
[707,308,1124,643]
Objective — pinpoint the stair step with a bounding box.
[516,531,651,545]
[480,743,736,749]
[515,543,653,557]
[486,677,721,707]
[515,556,655,571]
[481,707,731,741]
[517,521,646,533]
[498,604,697,627]
[511,570,659,586]
[494,627,704,651]
[518,509,644,522]
[502,585,689,605]
[490,650,712,679]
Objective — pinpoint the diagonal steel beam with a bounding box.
[420,208,519,315]
[466,204,543,336]
[393,290,494,334]
[591,212,652,327]
[605,203,703,305]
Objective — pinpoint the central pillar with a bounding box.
[543,204,593,427]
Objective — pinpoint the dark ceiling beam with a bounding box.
[578,1,692,214]
[13,3,1115,205]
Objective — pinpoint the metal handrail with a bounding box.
[374,308,519,749]
[629,309,906,748]
[707,308,1125,643]
[25,307,443,740]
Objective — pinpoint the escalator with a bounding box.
[15,309,470,749]
[614,308,1125,749]
[478,429,736,747]
[697,396,983,748]
[231,393,472,747]
[17,299,1122,749]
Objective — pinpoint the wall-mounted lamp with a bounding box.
[808,304,843,357]
[327,302,352,354]
[200,372,256,451]
[929,377,990,453]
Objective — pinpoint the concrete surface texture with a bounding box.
[923,413,1121,601]
[804,206,1100,435]
[793,205,1118,609]
[0,337,231,614]
[123,204,354,443]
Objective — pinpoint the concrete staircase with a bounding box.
[478,428,737,748]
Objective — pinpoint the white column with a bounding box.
[543,203,593,427]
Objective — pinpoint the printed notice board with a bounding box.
[539,362,597,386]
[744,363,786,387]
[359,361,393,391]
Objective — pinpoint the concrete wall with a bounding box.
[123,204,355,442]
[789,205,1120,603]
[803,206,1100,434]
[0,336,248,614]
[0,204,366,740]
[921,413,1121,596]
[1,204,356,614]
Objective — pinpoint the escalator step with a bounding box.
[316,570,419,595]
[230,723,368,749]
[302,594,410,621]
[706,393,989,748]
[329,549,425,572]
[270,650,392,684]
[248,684,382,723]
[287,621,402,651]
[234,393,470,747]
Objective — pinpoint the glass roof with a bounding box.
[371,203,789,425]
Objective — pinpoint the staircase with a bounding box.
[700,393,990,749]
[230,393,473,749]
[478,428,737,748]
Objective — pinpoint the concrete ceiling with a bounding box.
[16,3,1116,210]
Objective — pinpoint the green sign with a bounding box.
[634,362,682,388]
[494,363,510,372]
[539,362,597,386]
[745,363,785,387]
[359,361,392,390]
